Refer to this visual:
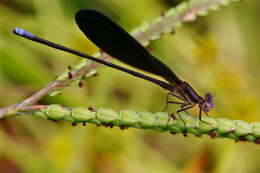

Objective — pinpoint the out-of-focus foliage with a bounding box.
[0,0,260,172]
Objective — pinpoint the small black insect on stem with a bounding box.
[13,9,214,127]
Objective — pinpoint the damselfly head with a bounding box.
[200,93,214,112]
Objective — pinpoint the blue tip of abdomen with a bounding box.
[13,27,34,39]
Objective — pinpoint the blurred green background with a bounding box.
[1,0,260,172]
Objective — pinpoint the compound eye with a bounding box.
[201,103,212,112]
[205,93,214,105]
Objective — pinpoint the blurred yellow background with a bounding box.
[0,0,260,172]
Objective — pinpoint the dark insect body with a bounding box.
[13,9,214,120]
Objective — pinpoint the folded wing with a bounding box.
[75,9,182,85]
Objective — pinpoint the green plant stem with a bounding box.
[17,104,260,144]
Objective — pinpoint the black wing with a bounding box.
[75,9,182,85]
